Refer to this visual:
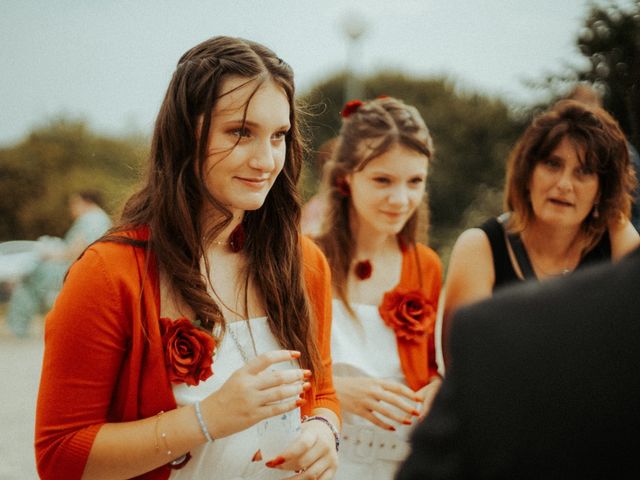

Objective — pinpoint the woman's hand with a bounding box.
[265,414,338,480]
[334,376,420,430]
[201,350,310,439]
[415,376,442,419]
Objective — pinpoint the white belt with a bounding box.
[340,423,410,463]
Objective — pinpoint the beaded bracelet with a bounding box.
[194,401,214,443]
[154,411,173,456]
[153,410,191,469]
[302,415,340,452]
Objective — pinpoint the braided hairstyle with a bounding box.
[315,96,434,310]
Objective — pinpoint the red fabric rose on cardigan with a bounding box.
[159,317,215,386]
[378,288,436,342]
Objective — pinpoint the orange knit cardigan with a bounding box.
[35,228,339,480]
[390,243,443,390]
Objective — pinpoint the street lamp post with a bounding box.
[341,14,367,103]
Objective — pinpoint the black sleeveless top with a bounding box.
[479,216,612,292]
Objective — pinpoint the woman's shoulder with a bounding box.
[75,226,150,274]
[608,218,640,260]
[413,242,442,266]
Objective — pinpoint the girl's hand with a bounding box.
[265,416,338,480]
[334,376,420,430]
[415,376,442,419]
[201,350,310,439]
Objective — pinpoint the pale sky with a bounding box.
[1,0,630,146]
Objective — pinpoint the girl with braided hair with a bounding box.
[314,96,442,479]
[35,36,339,480]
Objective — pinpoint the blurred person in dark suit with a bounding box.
[396,246,640,479]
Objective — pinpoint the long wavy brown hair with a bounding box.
[505,99,636,252]
[315,97,434,312]
[107,36,320,374]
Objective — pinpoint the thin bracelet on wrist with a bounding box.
[194,401,214,443]
[302,415,340,452]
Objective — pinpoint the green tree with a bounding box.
[537,1,640,145]
[301,72,523,255]
[0,118,146,241]
[577,0,640,147]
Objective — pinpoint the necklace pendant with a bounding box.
[354,260,372,280]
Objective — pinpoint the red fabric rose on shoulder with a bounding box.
[378,288,436,342]
[159,317,216,386]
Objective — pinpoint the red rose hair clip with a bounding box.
[341,99,363,118]
[334,176,351,197]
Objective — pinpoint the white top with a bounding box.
[170,317,300,480]
[330,300,417,439]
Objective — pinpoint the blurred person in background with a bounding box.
[315,96,442,480]
[301,137,337,237]
[441,100,639,362]
[5,190,111,337]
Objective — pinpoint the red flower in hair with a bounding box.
[354,260,373,280]
[341,100,363,118]
[379,288,436,342]
[335,176,351,197]
[229,223,245,253]
[160,317,215,386]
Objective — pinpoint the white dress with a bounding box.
[331,300,420,480]
[170,317,301,480]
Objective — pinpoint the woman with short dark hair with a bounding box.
[442,99,640,361]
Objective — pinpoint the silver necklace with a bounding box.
[530,257,572,277]
[225,316,259,364]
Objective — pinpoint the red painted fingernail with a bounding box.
[302,382,311,391]
[290,351,301,359]
[402,420,413,426]
[266,456,286,468]
[411,409,420,416]
[296,398,307,407]
[251,450,262,462]
[303,370,312,379]
[414,397,422,402]
[388,426,397,431]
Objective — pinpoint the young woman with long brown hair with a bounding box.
[315,97,442,479]
[35,36,339,480]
